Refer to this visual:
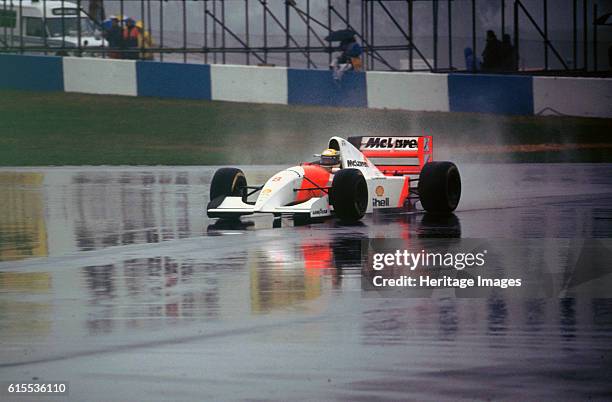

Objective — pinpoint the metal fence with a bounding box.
[1,0,611,74]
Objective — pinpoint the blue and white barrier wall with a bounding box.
[211,64,287,104]
[533,76,612,119]
[367,72,449,112]
[1,54,611,118]
[137,62,211,100]
[63,57,137,96]
[0,54,64,91]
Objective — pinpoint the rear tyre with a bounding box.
[208,168,247,219]
[418,162,461,215]
[330,169,368,223]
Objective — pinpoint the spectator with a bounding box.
[136,21,154,60]
[122,18,139,60]
[482,30,501,71]
[500,34,517,71]
[104,16,123,59]
[464,47,481,71]
[330,35,363,81]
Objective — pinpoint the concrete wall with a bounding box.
[211,64,287,105]
[448,74,534,115]
[0,54,610,118]
[533,77,612,119]
[367,72,449,112]
[137,62,211,100]
[63,57,137,96]
[288,69,367,108]
[0,54,64,91]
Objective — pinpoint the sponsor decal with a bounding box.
[346,159,368,168]
[272,176,283,182]
[262,188,272,195]
[311,208,329,217]
[363,137,418,150]
[375,185,385,197]
[372,197,390,207]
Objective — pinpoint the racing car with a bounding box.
[206,136,461,223]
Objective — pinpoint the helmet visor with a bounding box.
[321,154,340,166]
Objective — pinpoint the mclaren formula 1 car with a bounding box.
[206,136,461,223]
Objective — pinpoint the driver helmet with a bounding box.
[320,148,340,167]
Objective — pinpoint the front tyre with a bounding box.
[207,168,247,218]
[210,167,247,200]
[418,161,461,214]
[331,169,368,223]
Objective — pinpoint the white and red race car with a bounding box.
[207,136,461,223]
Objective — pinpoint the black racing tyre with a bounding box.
[330,169,368,223]
[418,161,461,214]
[210,167,247,201]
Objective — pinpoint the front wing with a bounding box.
[207,196,332,218]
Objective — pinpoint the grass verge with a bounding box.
[1,90,611,165]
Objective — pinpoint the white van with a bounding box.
[0,0,106,56]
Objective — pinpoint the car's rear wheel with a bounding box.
[331,169,368,223]
[418,161,461,214]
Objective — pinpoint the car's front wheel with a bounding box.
[207,168,247,218]
[210,167,247,201]
[330,169,368,223]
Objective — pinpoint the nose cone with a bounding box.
[254,167,303,212]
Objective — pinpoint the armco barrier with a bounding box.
[63,57,137,96]
[0,54,64,91]
[137,62,211,100]
[1,54,611,118]
[211,64,287,104]
[367,72,449,112]
[448,74,534,115]
[533,77,612,119]
[288,69,367,108]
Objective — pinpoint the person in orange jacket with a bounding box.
[122,18,139,60]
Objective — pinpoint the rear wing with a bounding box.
[348,136,433,176]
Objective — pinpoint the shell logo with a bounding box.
[375,185,385,197]
[262,188,272,195]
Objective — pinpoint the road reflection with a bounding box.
[79,256,227,335]
[0,173,48,261]
[0,272,52,340]
[1,166,612,400]
[2,164,612,262]
[72,170,205,252]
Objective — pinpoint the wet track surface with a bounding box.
[1,164,612,401]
